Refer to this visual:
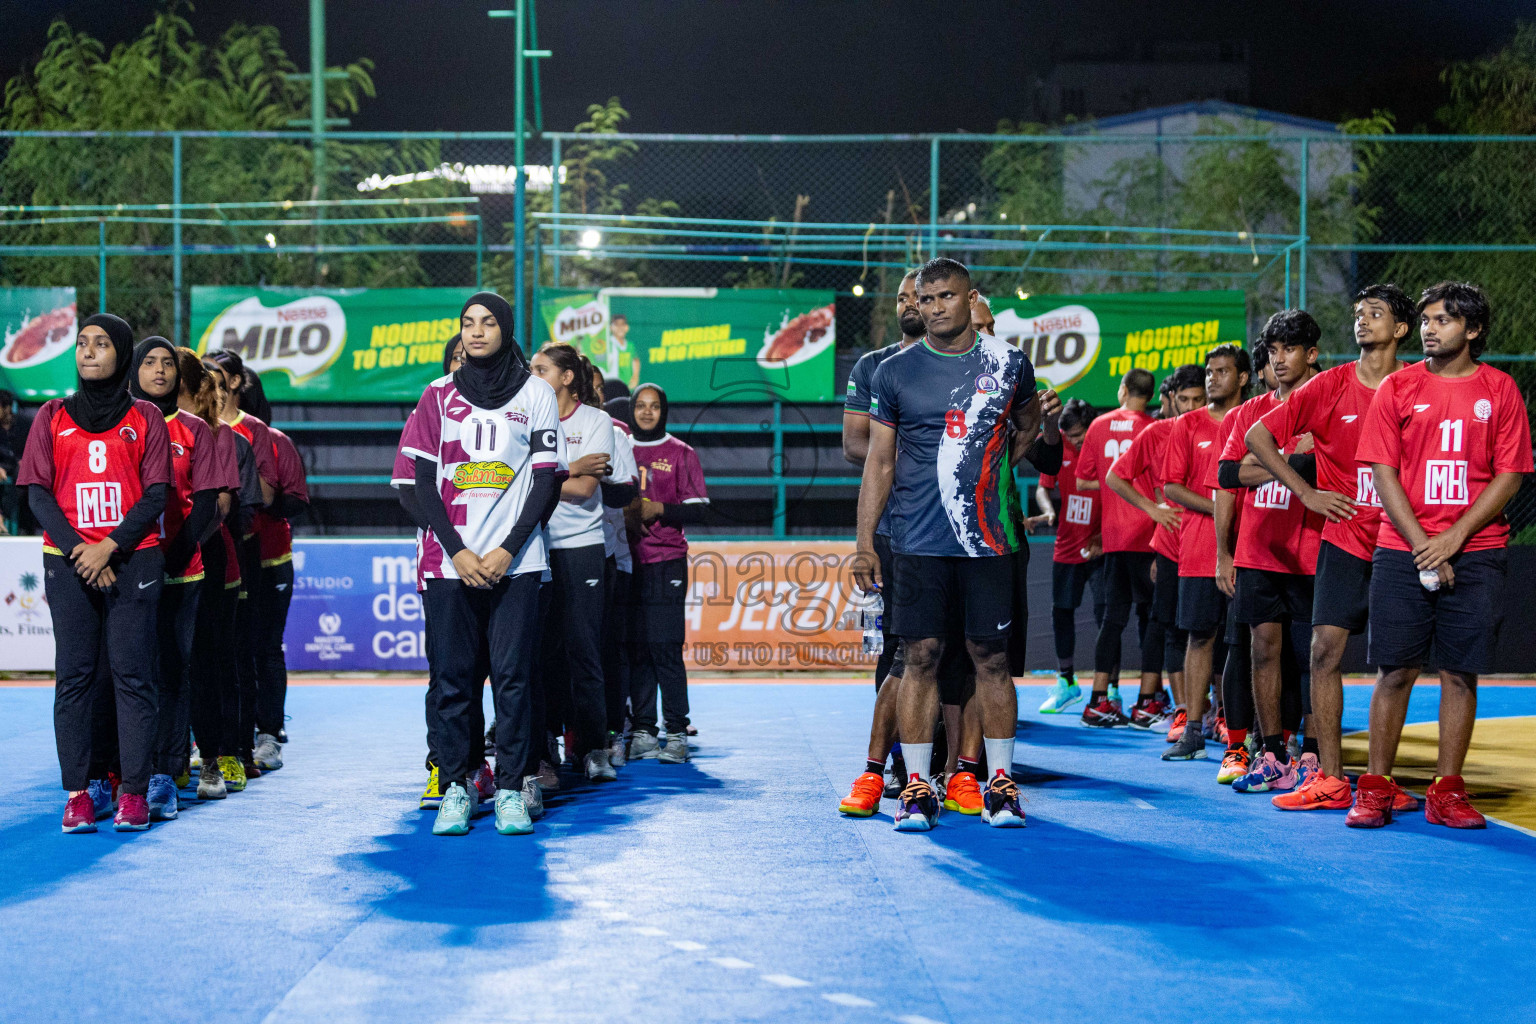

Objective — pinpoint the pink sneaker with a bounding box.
[113,792,150,832]
[471,761,496,804]
[62,792,97,833]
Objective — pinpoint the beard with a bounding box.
[898,311,925,337]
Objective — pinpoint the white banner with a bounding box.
[0,536,52,671]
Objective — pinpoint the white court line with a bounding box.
[823,992,876,1008]
[1129,798,1155,810]
[670,940,707,952]
[709,957,755,969]
[629,925,666,937]
[896,1015,946,1024]
[760,974,812,988]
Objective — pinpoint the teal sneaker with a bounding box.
[494,788,534,835]
[432,782,474,836]
[1038,677,1083,714]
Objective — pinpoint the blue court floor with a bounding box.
[1,681,1533,1024]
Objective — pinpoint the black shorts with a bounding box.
[1177,575,1227,636]
[890,552,1015,640]
[1103,550,1155,609]
[1368,547,1507,675]
[1153,553,1180,625]
[1051,558,1104,611]
[1234,567,1314,626]
[1313,540,1371,635]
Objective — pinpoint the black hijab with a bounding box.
[127,336,180,418]
[452,292,529,409]
[630,383,668,443]
[441,332,463,375]
[64,313,135,433]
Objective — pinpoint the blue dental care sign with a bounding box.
[285,539,426,672]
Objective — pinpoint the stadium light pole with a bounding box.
[490,3,551,353]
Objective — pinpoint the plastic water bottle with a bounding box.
[1419,569,1441,592]
[862,592,884,656]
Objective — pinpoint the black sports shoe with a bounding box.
[981,774,1025,828]
[893,778,940,832]
[884,757,906,799]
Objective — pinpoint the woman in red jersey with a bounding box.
[17,314,172,833]
[129,338,233,820]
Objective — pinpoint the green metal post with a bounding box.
[551,136,562,286]
[1298,138,1308,310]
[529,0,542,131]
[928,137,939,257]
[512,0,529,352]
[172,133,183,346]
[311,0,326,259]
[98,220,106,310]
[475,212,484,288]
[1284,247,1291,308]
[772,400,786,538]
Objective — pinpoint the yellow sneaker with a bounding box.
[217,755,247,792]
[420,764,444,810]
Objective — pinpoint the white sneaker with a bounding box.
[628,732,661,760]
[585,750,617,782]
[607,735,627,769]
[520,775,545,820]
[252,733,283,771]
[196,761,226,801]
[658,734,690,764]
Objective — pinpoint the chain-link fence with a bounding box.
[3,127,1535,532]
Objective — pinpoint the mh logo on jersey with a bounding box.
[1355,467,1382,507]
[76,481,123,529]
[1252,479,1292,510]
[453,461,516,490]
[1065,494,1093,525]
[1424,460,1469,505]
[974,373,1000,395]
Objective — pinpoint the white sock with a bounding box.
[983,737,1015,780]
[900,743,932,785]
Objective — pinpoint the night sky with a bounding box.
[0,0,1529,132]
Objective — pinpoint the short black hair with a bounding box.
[1258,308,1322,352]
[1123,367,1155,400]
[601,378,631,402]
[1419,280,1492,358]
[1353,283,1415,333]
[1163,363,1205,396]
[1206,342,1253,398]
[1060,397,1096,433]
[915,257,970,288]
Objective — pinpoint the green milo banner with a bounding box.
[191,287,475,402]
[539,287,838,402]
[988,290,1247,407]
[0,288,78,399]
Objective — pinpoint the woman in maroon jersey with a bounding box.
[17,314,172,833]
[129,338,232,819]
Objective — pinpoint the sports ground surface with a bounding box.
[1,678,1533,1023]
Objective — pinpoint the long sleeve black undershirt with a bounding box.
[600,479,637,508]
[397,484,430,532]
[500,467,557,557]
[271,492,309,520]
[414,457,467,558]
[27,485,82,553]
[1024,437,1063,477]
[165,489,218,576]
[107,482,169,553]
[660,500,710,526]
[1217,453,1318,492]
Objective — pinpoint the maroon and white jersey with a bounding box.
[399,374,560,579]
[633,433,707,565]
[18,398,172,553]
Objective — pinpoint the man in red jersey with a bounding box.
[1104,364,1207,729]
[1074,369,1158,726]
[1214,311,1323,794]
[1146,346,1250,763]
[1246,285,1413,811]
[1348,282,1532,830]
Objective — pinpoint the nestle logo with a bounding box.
[276,306,329,323]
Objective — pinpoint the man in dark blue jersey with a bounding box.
[854,257,1040,832]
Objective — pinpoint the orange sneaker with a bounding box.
[1271,771,1352,810]
[1215,746,1250,785]
[1166,708,1187,744]
[839,772,885,817]
[1391,781,1420,812]
[943,771,984,815]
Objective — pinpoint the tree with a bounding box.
[0,4,453,335]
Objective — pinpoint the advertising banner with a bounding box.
[987,290,1247,408]
[191,286,474,402]
[284,539,427,671]
[0,537,54,671]
[0,287,78,399]
[539,287,837,403]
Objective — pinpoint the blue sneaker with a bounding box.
[432,782,474,836]
[87,777,116,821]
[146,774,179,821]
[1232,752,1296,793]
[893,778,939,832]
[1038,677,1083,714]
[494,789,534,835]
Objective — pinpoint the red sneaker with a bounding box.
[1166,709,1187,743]
[113,792,151,832]
[1425,776,1486,830]
[1391,781,1420,812]
[1272,771,1352,810]
[1214,715,1229,746]
[471,761,496,803]
[1130,697,1169,729]
[62,792,97,833]
[1345,773,1394,828]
